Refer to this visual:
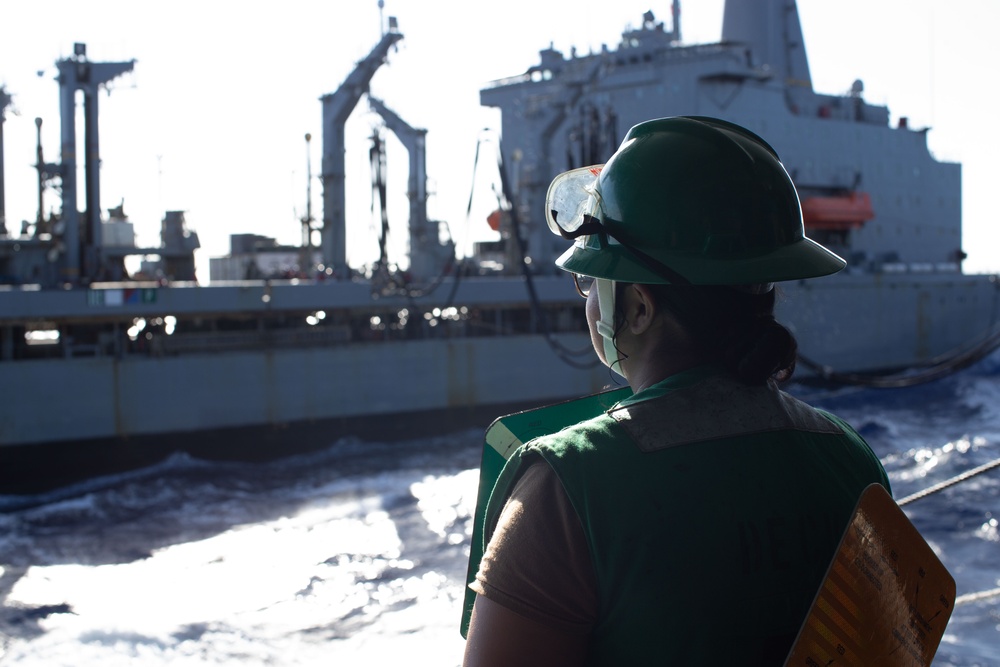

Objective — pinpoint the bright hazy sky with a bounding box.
[2,0,997,278]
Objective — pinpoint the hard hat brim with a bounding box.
[556,235,846,285]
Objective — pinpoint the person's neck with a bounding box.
[613,292,705,394]
[621,349,706,394]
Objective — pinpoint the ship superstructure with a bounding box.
[481,2,962,276]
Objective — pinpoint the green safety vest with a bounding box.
[482,368,891,665]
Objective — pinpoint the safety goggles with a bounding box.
[545,166,606,239]
[545,166,692,286]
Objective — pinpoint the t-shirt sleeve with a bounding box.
[469,458,599,636]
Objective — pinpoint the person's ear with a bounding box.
[625,284,658,336]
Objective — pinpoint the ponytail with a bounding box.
[647,285,798,384]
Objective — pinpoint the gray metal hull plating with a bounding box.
[781,272,999,371]
[1,333,609,447]
[2,272,996,448]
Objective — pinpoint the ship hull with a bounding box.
[0,332,610,448]
[1,271,997,492]
[780,271,999,372]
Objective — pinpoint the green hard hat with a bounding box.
[545,116,846,285]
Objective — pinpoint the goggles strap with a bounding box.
[555,214,692,286]
[595,278,621,369]
[553,215,605,240]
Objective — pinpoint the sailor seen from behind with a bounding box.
[462,116,891,666]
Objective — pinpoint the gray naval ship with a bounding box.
[1,0,998,491]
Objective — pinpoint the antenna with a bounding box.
[300,132,314,275]
[378,0,385,37]
[0,86,14,236]
[672,0,682,43]
[302,132,314,248]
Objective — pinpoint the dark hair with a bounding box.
[617,283,798,384]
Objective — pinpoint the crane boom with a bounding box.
[367,96,454,283]
[368,96,428,259]
[320,24,403,277]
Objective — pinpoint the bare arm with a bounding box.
[463,594,588,667]
[465,461,596,665]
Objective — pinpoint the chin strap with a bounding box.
[594,278,621,369]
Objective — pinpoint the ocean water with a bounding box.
[1,354,998,666]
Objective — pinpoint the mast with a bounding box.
[300,132,314,275]
[35,117,44,232]
[319,19,402,278]
[672,0,682,42]
[54,43,134,283]
[0,86,12,236]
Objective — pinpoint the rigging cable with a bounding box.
[404,132,494,315]
[365,122,460,302]
[797,279,1000,388]
[494,142,601,370]
[395,132,499,305]
[896,455,1000,507]
[896,454,1000,606]
[425,130,499,310]
[954,587,1000,606]
[370,131,390,270]
[798,325,1000,388]
[400,131,504,304]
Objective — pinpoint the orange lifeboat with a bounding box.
[487,209,501,231]
[487,208,509,232]
[800,192,874,231]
